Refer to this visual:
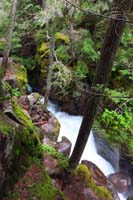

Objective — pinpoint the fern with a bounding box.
[81,38,98,61]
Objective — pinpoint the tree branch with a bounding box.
[65,0,133,24]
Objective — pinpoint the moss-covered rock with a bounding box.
[3,60,28,93]
[73,164,113,200]
[3,162,66,200]
[55,32,70,44]
[0,100,43,197]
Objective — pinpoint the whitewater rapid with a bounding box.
[48,101,127,200]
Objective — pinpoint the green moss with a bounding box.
[10,99,43,157]
[39,42,49,53]
[12,98,35,127]
[28,164,64,200]
[29,179,57,200]
[43,144,69,170]
[96,186,113,200]
[0,119,12,134]
[14,63,28,91]
[74,164,95,189]
[55,32,70,44]
[74,164,113,200]
[15,65,27,83]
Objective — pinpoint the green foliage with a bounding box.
[42,144,69,170]
[0,0,10,37]
[52,62,73,91]
[81,0,112,13]
[11,88,21,97]
[75,61,88,79]
[55,45,70,63]
[15,57,36,70]
[99,109,133,151]
[11,32,22,53]
[29,168,58,200]
[121,27,133,48]
[112,27,133,84]
[104,88,129,104]
[34,30,47,44]
[77,37,98,62]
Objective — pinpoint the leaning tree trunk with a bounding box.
[70,0,133,168]
[2,0,18,69]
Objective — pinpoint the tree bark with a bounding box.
[2,0,18,69]
[44,35,55,107]
[69,0,133,168]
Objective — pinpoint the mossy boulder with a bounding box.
[55,32,70,44]
[3,60,28,93]
[64,164,113,200]
[3,163,66,200]
[0,99,42,197]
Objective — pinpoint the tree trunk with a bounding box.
[2,0,18,69]
[69,0,132,168]
[44,35,55,107]
[42,0,46,9]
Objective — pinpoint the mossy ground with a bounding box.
[4,162,66,200]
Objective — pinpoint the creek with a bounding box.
[48,101,127,200]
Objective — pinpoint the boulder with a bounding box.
[0,100,41,197]
[0,112,18,191]
[108,171,131,193]
[81,160,107,186]
[41,114,60,142]
[93,132,120,171]
[2,163,65,200]
[64,164,114,200]
[43,154,61,176]
[43,137,56,148]
[56,136,72,156]
[3,60,28,93]
[81,160,120,200]
[18,93,60,142]
[128,196,133,200]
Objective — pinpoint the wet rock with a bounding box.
[43,154,61,176]
[50,93,87,115]
[128,196,133,200]
[64,164,113,200]
[93,132,120,171]
[57,136,72,156]
[27,92,41,106]
[108,171,131,193]
[81,160,120,200]
[43,137,56,148]
[41,114,60,142]
[81,160,107,186]
[64,182,100,200]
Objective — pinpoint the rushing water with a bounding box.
[48,101,127,200]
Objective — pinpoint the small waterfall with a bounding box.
[48,101,127,200]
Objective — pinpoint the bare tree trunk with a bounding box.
[2,0,18,69]
[69,0,132,168]
[68,8,75,62]
[42,0,46,9]
[44,35,55,107]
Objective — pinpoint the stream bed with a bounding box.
[48,101,127,200]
